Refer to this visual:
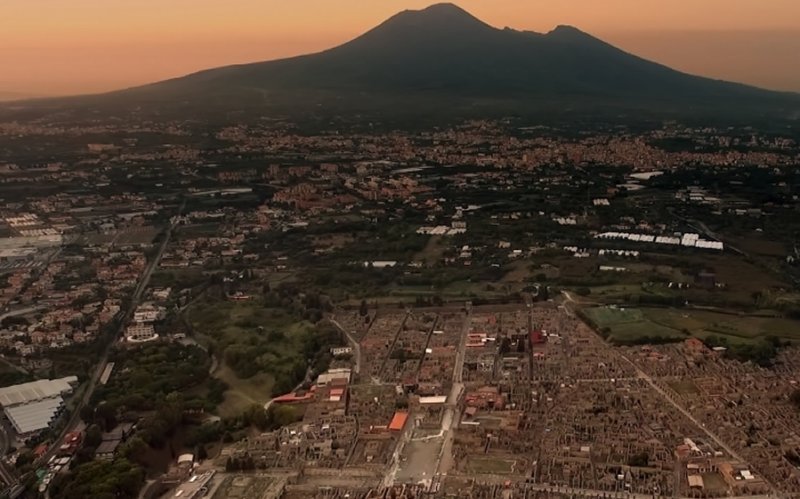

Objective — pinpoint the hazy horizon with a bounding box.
[3,0,800,98]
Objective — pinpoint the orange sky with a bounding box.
[2,0,800,97]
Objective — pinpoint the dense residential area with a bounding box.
[0,113,797,499]
[0,1,800,496]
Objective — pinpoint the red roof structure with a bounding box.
[388,411,409,432]
[272,390,314,404]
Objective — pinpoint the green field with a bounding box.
[644,308,800,343]
[414,235,448,266]
[212,363,273,419]
[582,306,686,344]
[187,296,330,412]
[583,306,645,326]
[464,457,517,474]
[583,305,800,345]
[668,379,699,395]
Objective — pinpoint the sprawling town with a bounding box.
[0,117,798,499]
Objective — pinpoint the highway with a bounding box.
[35,216,178,470]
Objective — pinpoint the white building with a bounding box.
[0,377,78,436]
[125,323,159,343]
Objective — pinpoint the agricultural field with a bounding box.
[582,306,686,344]
[644,308,800,344]
[565,247,796,311]
[582,305,800,345]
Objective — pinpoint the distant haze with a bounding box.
[2,0,800,96]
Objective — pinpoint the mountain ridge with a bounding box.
[3,3,799,122]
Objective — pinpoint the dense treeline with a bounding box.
[90,343,211,415]
[76,344,212,467]
[705,335,787,367]
[52,459,144,499]
[191,284,345,396]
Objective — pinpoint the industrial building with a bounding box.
[0,376,78,437]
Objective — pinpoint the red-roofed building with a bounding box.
[530,331,546,346]
[465,386,506,411]
[388,411,409,432]
[272,388,316,404]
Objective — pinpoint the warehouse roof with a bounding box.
[4,397,64,434]
[0,377,78,407]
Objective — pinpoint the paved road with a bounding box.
[0,306,42,324]
[561,291,784,497]
[433,308,471,478]
[36,217,178,470]
[618,354,782,496]
[0,441,16,486]
[329,318,362,376]
[667,209,747,257]
[262,367,313,413]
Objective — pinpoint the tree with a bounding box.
[118,436,148,466]
[94,403,117,431]
[628,452,649,467]
[267,405,301,428]
[54,459,144,499]
[79,405,96,425]
[85,424,103,448]
[243,404,269,431]
[498,337,512,355]
[791,389,800,409]
[15,450,34,469]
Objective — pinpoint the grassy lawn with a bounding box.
[583,305,800,345]
[150,268,207,289]
[582,305,694,344]
[643,308,800,343]
[189,299,313,355]
[677,254,786,301]
[583,306,645,327]
[385,281,510,299]
[415,235,448,266]
[500,260,528,283]
[668,379,699,395]
[606,321,686,343]
[213,363,273,419]
[176,222,223,239]
[187,296,320,406]
[701,472,729,493]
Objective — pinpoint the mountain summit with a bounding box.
[7,3,799,120]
